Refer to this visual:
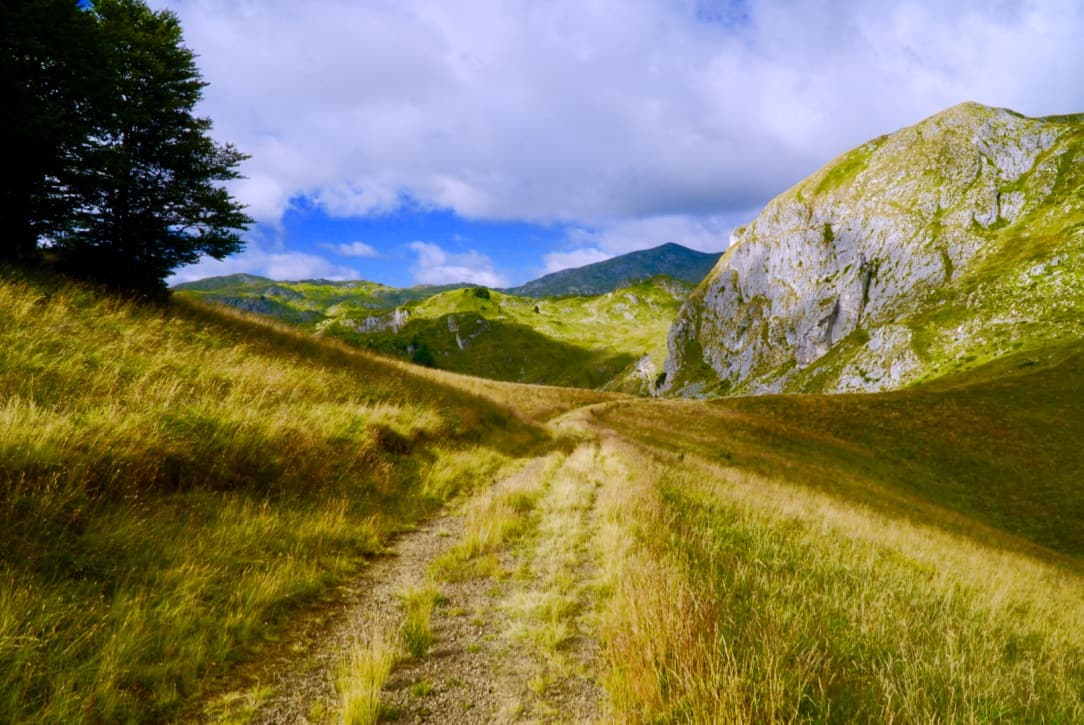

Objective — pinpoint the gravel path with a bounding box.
[383,447,606,723]
[194,450,608,723]
[250,509,464,723]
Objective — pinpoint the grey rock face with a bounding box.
[328,307,411,335]
[664,103,1081,395]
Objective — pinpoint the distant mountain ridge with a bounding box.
[502,243,723,297]
[171,246,715,392]
[173,242,723,299]
[173,273,273,291]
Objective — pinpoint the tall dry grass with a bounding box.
[0,271,530,721]
[337,631,396,725]
[594,434,1084,722]
[430,454,563,581]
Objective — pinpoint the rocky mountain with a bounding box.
[662,102,1084,396]
[503,242,721,297]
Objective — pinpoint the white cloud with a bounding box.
[542,248,611,274]
[407,241,508,287]
[168,241,360,284]
[326,241,380,258]
[555,210,756,269]
[156,0,1084,232]
[592,214,745,255]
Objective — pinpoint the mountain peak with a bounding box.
[504,243,723,298]
[663,103,1084,396]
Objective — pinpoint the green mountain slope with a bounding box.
[663,103,1084,396]
[178,274,693,394]
[318,277,689,392]
[503,242,721,297]
[174,275,462,311]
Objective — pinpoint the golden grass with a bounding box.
[430,454,562,581]
[0,272,532,721]
[505,444,600,659]
[594,434,1084,722]
[336,631,396,725]
[5,269,1083,722]
[336,585,443,722]
[398,586,440,658]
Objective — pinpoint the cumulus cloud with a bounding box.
[325,241,380,258]
[542,248,612,274]
[156,0,1084,254]
[168,241,360,284]
[407,241,508,287]
[582,212,756,255]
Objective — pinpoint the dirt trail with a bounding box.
[382,446,607,723]
[199,448,609,723]
[241,508,464,723]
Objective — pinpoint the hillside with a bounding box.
[173,275,462,314]
[579,340,1084,721]
[178,273,693,394]
[503,242,722,297]
[663,103,1084,396]
[2,270,1082,722]
[0,269,611,722]
[318,277,688,393]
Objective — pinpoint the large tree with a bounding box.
[0,0,104,263]
[56,0,250,293]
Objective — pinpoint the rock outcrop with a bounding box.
[663,103,1084,395]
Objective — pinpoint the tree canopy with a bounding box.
[0,0,103,262]
[0,0,250,294]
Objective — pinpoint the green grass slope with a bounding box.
[175,275,462,315]
[179,275,690,394]
[598,338,1084,560]
[0,268,613,722]
[587,339,1084,721]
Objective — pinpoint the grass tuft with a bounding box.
[398,587,440,659]
[336,632,396,725]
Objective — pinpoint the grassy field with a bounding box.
[586,342,1084,721]
[0,269,610,722]
[594,340,1084,560]
[2,269,1082,722]
[591,436,1083,722]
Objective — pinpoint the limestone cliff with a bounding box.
[663,103,1084,396]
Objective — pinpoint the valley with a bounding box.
[2,103,1082,724]
[177,275,688,394]
[1,268,1081,723]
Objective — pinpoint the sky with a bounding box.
[158,0,1084,288]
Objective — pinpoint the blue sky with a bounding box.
[272,200,573,287]
[159,0,1084,288]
